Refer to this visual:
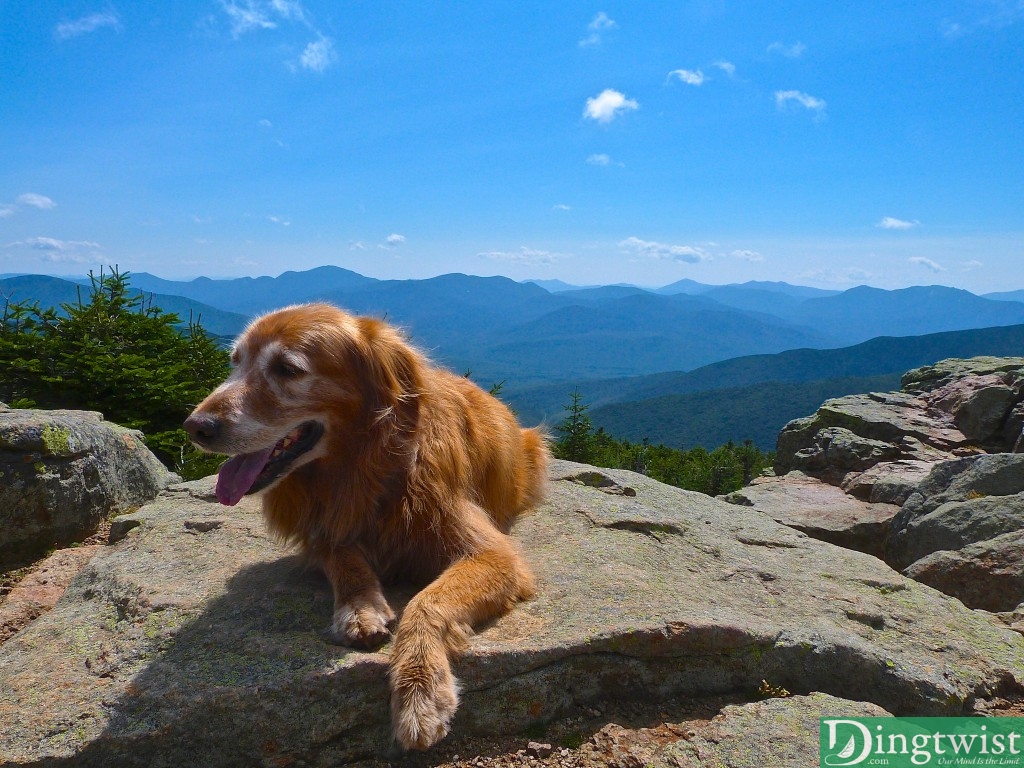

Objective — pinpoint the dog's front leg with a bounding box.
[321,545,396,650]
[388,510,535,750]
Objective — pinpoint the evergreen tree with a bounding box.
[0,267,230,479]
[553,388,594,463]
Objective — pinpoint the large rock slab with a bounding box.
[722,472,898,558]
[2,461,1022,766]
[0,408,175,567]
[586,693,891,768]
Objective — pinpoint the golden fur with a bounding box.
[184,303,548,749]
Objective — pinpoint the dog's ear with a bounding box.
[352,318,422,436]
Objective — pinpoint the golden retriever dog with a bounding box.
[183,303,548,750]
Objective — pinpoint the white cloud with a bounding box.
[619,237,708,264]
[961,259,984,271]
[552,204,572,211]
[586,153,612,166]
[259,118,273,128]
[768,41,807,58]
[731,249,764,262]
[379,233,406,249]
[775,90,827,118]
[584,89,638,123]
[579,11,616,47]
[669,69,705,86]
[877,216,919,230]
[299,35,336,73]
[479,247,563,266]
[268,215,291,226]
[16,193,56,210]
[713,61,736,77]
[349,240,367,250]
[909,256,945,272]
[55,11,120,40]
[0,206,14,219]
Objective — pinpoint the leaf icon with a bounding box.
[836,735,857,759]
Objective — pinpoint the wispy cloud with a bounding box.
[584,89,639,123]
[0,206,14,219]
[668,69,705,86]
[267,215,291,226]
[712,61,736,77]
[586,153,612,166]
[552,204,572,211]
[775,90,827,119]
[943,1,1024,37]
[579,11,617,47]
[961,259,984,271]
[877,216,920,230]
[299,35,335,73]
[221,0,279,37]
[909,256,945,272]
[16,193,57,210]
[796,266,873,285]
[731,249,764,262]
[5,237,102,263]
[55,11,121,40]
[619,237,708,264]
[220,0,336,73]
[767,41,807,58]
[479,247,564,266]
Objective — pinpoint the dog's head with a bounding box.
[184,303,421,506]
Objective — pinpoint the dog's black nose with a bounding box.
[183,413,221,446]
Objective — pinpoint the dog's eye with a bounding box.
[272,360,304,378]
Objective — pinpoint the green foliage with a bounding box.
[0,267,230,480]
[553,390,773,496]
[553,388,594,463]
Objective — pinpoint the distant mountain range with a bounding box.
[506,323,1024,448]
[4,266,1024,449]
[4,267,1023,388]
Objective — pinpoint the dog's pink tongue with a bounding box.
[216,447,274,506]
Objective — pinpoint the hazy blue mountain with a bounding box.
[733,280,840,299]
[0,275,248,338]
[654,277,711,295]
[985,290,1024,303]
[464,292,831,384]
[505,323,1024,424]
[523,279,587,292]
[785,285,1024,344]
[588,374,903,450]
[129,265,379,315]
[694,285,807,316]
[554,285,655,302]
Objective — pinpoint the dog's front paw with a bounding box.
[390,666,459,750]
[326,602,396,650]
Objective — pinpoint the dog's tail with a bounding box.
[519,426,550,512]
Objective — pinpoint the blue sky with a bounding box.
[2,2,1023,292]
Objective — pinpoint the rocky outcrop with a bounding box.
[0,408,175,567]
[2,461,1021,766]
[722,472,898,559]
[753,357,1024,612]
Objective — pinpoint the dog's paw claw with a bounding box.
[326,604,395,650]
[391,678,459,751]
